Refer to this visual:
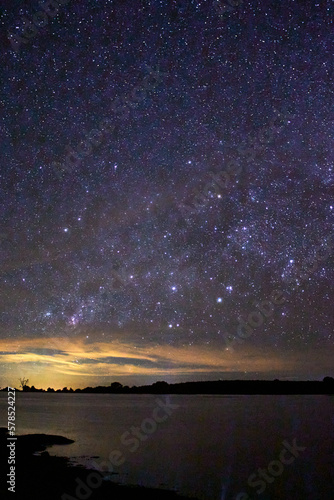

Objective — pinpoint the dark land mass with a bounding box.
[0,428,199,500]
[4,377,334,394]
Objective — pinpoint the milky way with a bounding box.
[0,0,333,387]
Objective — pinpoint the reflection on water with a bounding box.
[0,393,333,500]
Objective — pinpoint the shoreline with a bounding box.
[0,428,199,500]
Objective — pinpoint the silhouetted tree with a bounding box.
[19,377,29,391]
[152,381,169,393]
[110,382,123,392]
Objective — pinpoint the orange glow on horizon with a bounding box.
[0,336,331,390]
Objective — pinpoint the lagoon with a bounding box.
[0,393,333,499]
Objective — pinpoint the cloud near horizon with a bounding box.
[0,336,332,389]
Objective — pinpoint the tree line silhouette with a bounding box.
[1,377,333,394]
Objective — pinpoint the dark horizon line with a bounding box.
[4,377,334,395]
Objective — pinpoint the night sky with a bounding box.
[0,0,333,389]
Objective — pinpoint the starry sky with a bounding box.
[0,0,333,389]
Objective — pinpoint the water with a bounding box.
[0,393,333,499]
